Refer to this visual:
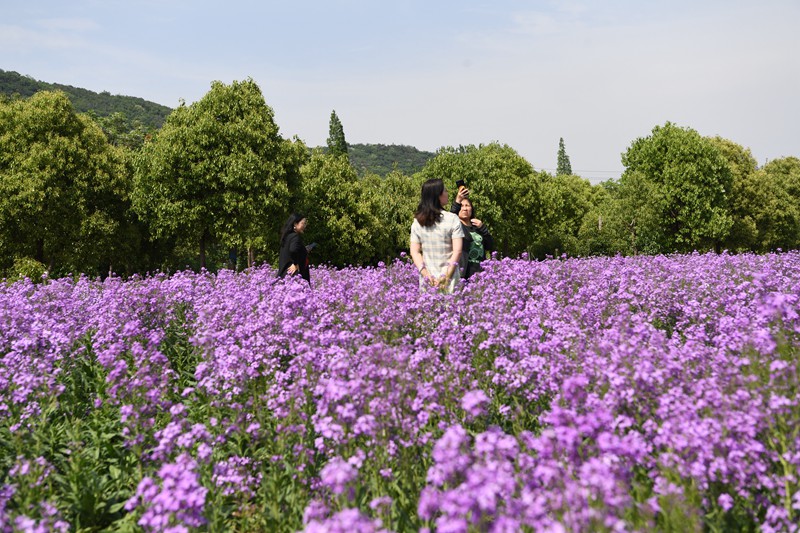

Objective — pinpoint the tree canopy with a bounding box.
[0,90,135,276]
[132,79,307,269]
[346,143,434,177]
[620,122,733,252]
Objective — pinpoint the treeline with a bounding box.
[1,77,799,280]
[0,70,433,175]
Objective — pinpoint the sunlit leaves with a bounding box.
[132,79,307,267]
[621,122,733,252]
[0,91,131,275]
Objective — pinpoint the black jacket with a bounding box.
[450,202,494,279]
[278,232,310,282]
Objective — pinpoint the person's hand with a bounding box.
[287,264,298,275]
[471,218,483,228]
[456,187,470,203]
[425,273,438,287]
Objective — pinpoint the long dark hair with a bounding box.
[280,213,306,244]
[415,178,444,227]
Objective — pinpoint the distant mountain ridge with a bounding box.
[0,68,172,129]
[0,68,435,174]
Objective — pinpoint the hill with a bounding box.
[0,68,171,130]
[345,143,435,176]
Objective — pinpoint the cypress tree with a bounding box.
[557,137,572,176]
[327,110,348,156]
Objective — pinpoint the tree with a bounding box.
[620,122,733,253]
[376,169,426,258]
[296,150,389,266]
[0,90,134,276]
[327,110,348,157]
[556,137,572,176]
[133,79,307,270]
[576,184,633,256]
[346,143,434,176]
[93,111,153,151]
[751,157,800,251]
[609,171,663,255]
[536,173,596,256]
[709,137,759,251]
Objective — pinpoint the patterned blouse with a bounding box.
[410,211,465,292]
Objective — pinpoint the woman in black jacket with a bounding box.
[277,213,311,282]
[451,190,494,279]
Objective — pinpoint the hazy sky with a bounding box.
[2,0,798,182]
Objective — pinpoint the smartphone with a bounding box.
[456,179,466,190]
[306,242,318,251]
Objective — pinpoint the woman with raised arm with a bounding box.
[450,188,494,279]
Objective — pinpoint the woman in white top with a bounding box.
[410,178,464,293]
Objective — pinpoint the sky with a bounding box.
[2,0,799,183]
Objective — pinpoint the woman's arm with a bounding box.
[450,187,469,214]
[286,234,307,274]
[442,237,463,284]
[410,241,433,283]
[477,224,494,251]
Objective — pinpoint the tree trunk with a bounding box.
[248,247,255,268]
[35,239,44,264]
[199,233,207,270]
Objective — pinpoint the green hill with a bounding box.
[0,69,171,130]
[341,143,435,176]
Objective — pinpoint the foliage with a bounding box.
[0,90,138,277]
[7,257,48,283]
[556,137,572,176]
[91,111,154,151]
[327,110,348,157]
[751,157,800,252]
[377,169,426,258]
[710,136,760,252]
[602,171,665,255]
[3,69,800,271]
[621,122,733,253]
[576,183,633,256]
[297,151,393,266]
[535,172,597,257]
[132,78,307,269]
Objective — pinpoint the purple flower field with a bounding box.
[1,252,799,532]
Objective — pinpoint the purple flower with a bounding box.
[461,389,489,419]
[128,454,207,532]
[212,456,262,498]
[717,493,734,511]
[319,456,358,495]
[304,508,385,533]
